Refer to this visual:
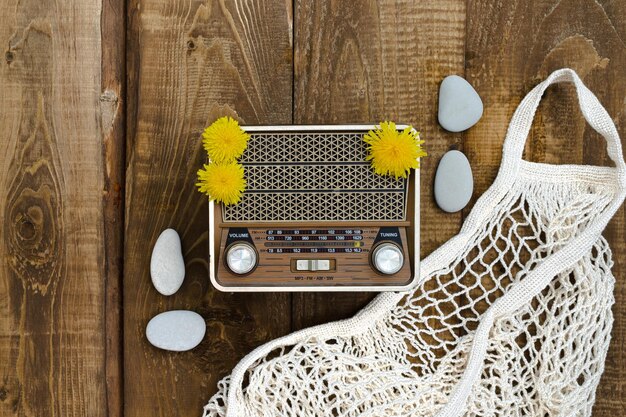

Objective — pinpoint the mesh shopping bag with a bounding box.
[203,68,626,417]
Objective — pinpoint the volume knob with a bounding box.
[372,243,404,275]
[226,243,257,275]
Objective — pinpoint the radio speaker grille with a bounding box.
[222,130,409,222]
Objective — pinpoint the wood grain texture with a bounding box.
[102,0,126,416]
[0,0,624,415]
[292,0,467,329]
[464,0,626,415]
[0,0,108,416]
[123,0,293,416]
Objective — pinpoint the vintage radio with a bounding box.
[209,125,420,291]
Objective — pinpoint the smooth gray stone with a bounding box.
[146,310,206,352]
[434,150,473,213]
[150,228,185,296]
[438,75,483,132]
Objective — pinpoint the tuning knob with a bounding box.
[225,243,258,275]
[371,243,404,275]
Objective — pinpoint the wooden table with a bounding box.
[1,0,625,416]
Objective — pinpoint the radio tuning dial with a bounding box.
[372,243,404,275]
[226,243,258,275]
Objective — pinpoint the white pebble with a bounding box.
[434,150,473,213]
[146,310,206,352]
[150,228,185,296]
[438,75,483,132]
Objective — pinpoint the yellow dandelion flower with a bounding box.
[196,161,246,205]
[202,116,250,163]
[363,121,427,179]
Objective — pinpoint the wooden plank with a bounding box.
[101,0,126,415]
[292,0,467,329]
[464,0,626,415]
[123,0,293,415]
[0,0,108,416]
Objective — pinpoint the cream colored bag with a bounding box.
[203,69,626,417]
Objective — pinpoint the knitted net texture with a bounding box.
[203,69,626,417]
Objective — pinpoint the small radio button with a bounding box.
[372,243,404,275]
[226,243,258,275]
[295,259,331,271]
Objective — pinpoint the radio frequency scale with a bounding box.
[209,125,420,291]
